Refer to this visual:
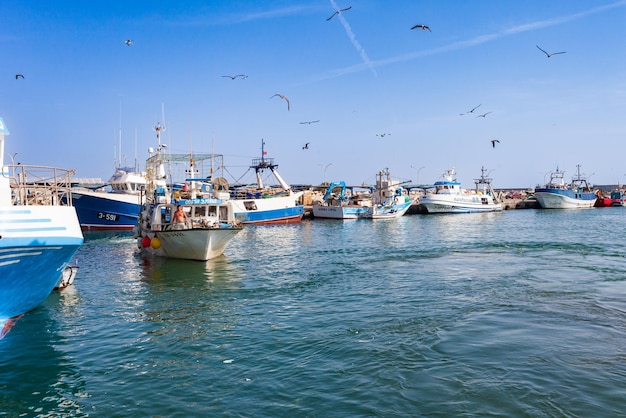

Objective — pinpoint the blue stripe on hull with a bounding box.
[72,193,140,229]
[235,206,304,224]
[534,188,596,201]
[0,243,82,320]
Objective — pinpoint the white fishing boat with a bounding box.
[312,181,371,219]
[0,117,84,336]
[228,140,304,224]
[534,165,597,209]
[363,168,415,219]
[420,167,503,214]
[134,123,242,261]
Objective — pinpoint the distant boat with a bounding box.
[0,117,84,336]
[420,167,503,214]
[534,165,597,209]
[228,140,304,224]
[71,167,149,231]
[362,168,415,219]
[594,190,613,208]
[610,190,625,207]
[312,181,371,219]
[134,124,243,261]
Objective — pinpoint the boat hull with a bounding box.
[228,194,304,225]
[0,206,83,325]
[312,205,368,219]
[71,190,141,230]
[420,196,502,214]
[140,227,242,261]
[364,200,414,219]
[534,189,596,209]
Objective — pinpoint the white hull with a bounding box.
[534,192,595,209]
[365,200,414,219]
[312,204,368,219]
[72,188,142,205]
[228,192,304,224]
[140,228,241,260]
[420,195,503,213]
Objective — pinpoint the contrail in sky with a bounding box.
[329,0,377,77]
[313,0,626,81]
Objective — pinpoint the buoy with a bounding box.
[142,236,151,248]
[151,236,161,249]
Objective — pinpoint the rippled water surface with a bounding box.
[2,209,626,417]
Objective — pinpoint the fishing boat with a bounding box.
[312,181,371,219]
[419,167,503,214]
[134,123,242,261]
[362,168,415,219]
[594,190,612,208]
[534,165,597,209]
[71,166,147,231]
[0,117,84,335]
[610,190,625,207]
[228,140,304,224]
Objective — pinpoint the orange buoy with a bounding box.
[151,236,161,249]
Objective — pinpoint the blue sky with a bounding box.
[2,0,625,188]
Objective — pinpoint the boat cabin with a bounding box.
[149,199,234,231]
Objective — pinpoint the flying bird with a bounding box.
[327,6,352,21]
[125,39,132,46]
[460,104,481,115]
[476,111,492,118]
[411,24,431,31]
[536,45,566,58]
[376,133,390,138]
[222,74,247,80]
[302,143,310,150]
[270,93,290,111]
[15,74,24,80]
[299,120,320,125]
[491,139,500,148]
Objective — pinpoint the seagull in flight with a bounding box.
[299,120,320,125]
[222,74,247,80]
[270,93,290,111]
[15,74,24,80]
[460,104,481,115]
[536,45,566,58]
[302,143,310,150]
[125,39,133,46]
[327,6,352,21]
[476,111,492,118]
[376,133,390,138]
[411,24,431,32]
[491,139,500,148]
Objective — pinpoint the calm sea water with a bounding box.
[2,208,626,417]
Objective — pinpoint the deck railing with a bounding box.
[6,164,75,206]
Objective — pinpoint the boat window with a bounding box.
[208,206,217,217]
[244,201,258,210]
[161,206,172,223]
[194,206,207,217]
[219,205,228,220]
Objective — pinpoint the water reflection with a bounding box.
[0,295,87,417]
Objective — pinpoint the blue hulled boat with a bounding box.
[0,117,84,337]
[71,167,146,231]
[534,165,597,209]
[228,140,304,224]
